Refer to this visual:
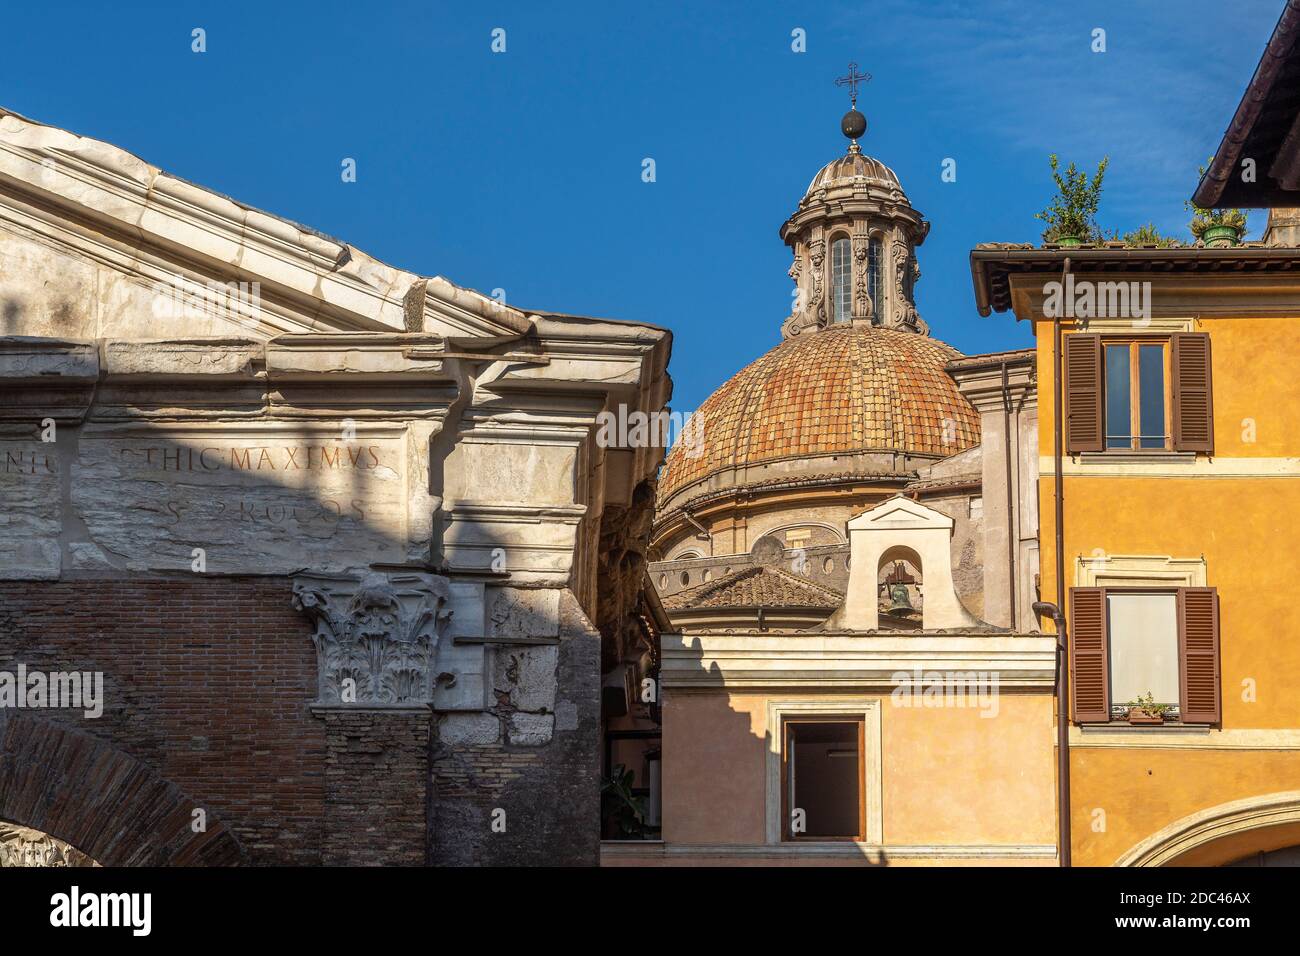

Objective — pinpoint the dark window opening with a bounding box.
[782,718,864,841]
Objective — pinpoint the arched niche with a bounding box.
[831,495,982,631]
[877,545,923,619]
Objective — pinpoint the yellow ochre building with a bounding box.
[971,2,1300,866]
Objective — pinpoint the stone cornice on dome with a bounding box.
[655,451,932,526]
[781,197,929,247]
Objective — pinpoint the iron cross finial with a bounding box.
[835,61,871,109]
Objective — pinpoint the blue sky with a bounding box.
[0,0,1283,411]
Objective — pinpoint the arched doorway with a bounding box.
[1226,845,1300,866]
[1117,791,1300,866]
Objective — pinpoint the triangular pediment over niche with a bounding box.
[847,494,954,531]
[0,108,532,343]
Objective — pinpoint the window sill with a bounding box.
[1078,723,1209,735]
[1078,451,1197,464]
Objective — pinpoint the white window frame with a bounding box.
[765,698,883,845]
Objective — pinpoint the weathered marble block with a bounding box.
[70,434,407,573]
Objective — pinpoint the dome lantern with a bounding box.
[780,63,930,340]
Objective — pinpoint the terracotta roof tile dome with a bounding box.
[658,325,980,503]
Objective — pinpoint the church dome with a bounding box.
[657,324,979,504]
[805,151,902,196]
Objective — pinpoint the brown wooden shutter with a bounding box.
[1172,332,1214,453]
[1178,587,1221,724]
[1064,334,1104,453]
[1070,587,1109,722]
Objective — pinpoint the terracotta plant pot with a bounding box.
[1201,224,1244,248]
[1126,709,1165,726]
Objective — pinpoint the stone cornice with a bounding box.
[0,109,532,342]
[782,197,927,243]
[661,633,1057,689]
[949,354,1038,413]
[654,451,936,526]
[0,331,664,410]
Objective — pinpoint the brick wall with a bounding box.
[431,590,601,866]
[0,577,327,864]
[320,710,428,865]
[0,577,600,865]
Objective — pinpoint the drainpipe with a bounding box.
[1052,256,1072,867]
[1000,361,1017,631]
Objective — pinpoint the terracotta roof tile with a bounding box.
[662,565,844,611]
[659,326,980,502]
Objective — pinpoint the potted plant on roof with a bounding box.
[1035,153,1109,248]
[1122,222,1182,248]
[1187,159,1248,247]
[1125,691,1172,726]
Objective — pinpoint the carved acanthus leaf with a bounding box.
[293,571,453,705]
[0,824,98,867]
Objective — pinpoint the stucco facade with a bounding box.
[979,253,1300,867]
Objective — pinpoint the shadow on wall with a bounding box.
[656,654,893,867]
[0,420,601,865]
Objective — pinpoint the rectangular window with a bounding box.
[781,717,864,841]
[1071,585,1221,725]
[1107,592,1180,711]
[1104,339,1169,451]
[1104,344,1131,449]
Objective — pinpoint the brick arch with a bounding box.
[0,713,243,866]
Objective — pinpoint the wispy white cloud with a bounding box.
[838,0,1280,235]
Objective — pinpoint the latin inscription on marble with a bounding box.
[71,437,407,573]
[0,442,62,579]
[115,444,383,472]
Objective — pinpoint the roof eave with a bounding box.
[1192,0,1300,209]
[970,245,1300,317]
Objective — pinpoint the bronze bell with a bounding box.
[887,582,913,616]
